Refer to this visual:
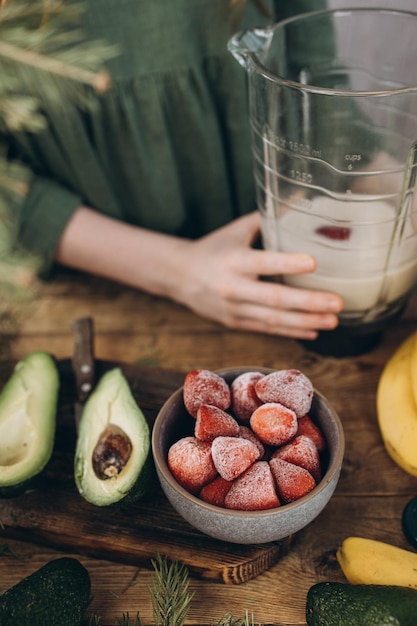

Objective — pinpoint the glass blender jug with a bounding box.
[229,8,417,356]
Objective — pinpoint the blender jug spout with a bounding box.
[227,27,272,69]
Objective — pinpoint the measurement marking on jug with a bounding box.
[277,137,322,158]
[288,141,321,158]
[290,169,313,184]
[345,154,362,170]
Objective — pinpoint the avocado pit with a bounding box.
[92,423,132,479]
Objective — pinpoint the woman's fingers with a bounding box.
[233,275,343,313]
[217,279,342,335]
[179,213,345,339]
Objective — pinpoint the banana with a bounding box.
[410,330,417,406]
[336,536,417,589]
[376,330,417,476]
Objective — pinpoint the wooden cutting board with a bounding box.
[0,359,292,585]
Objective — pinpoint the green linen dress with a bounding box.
[7,0,327,272]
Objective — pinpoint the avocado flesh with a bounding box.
[0,557,91,626]
[306,582,417,626]
[74,367,151,506]
[0,351,59,491]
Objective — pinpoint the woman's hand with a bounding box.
[56,207,343,340]
[173,212,344,339]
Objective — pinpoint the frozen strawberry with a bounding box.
[271,434,321,481]
[316,225,351,241]
[183,369,231,418]
[224,461,280,511]
[195,404,239,442]
[211,436,260,481]
[168,436,217,494]
[199,475,233,507]
[250,402,298,447]
[238,425,265,458]
[254,369,313,417]
[296,415,326,452]
[270,457,316,503]
[231,371,264,423]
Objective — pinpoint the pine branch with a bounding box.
[149,555,194,626]
[0,39,110,93]
[84,558,262,626]
[0,0,119,350]
[0,0,118,133]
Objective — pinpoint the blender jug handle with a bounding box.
[228,27,273,68]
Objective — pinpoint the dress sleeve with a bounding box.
[6,160,82,274]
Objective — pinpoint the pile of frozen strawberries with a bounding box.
[167,368,327,511]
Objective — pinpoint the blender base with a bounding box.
[299,305,406,358]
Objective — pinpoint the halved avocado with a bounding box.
[0,351,59,497]
[74,367,151,506]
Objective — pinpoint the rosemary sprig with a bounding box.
[149,555,194,626]
[86,556,260,626]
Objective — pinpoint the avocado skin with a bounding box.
[306,582,417,626]
[0,557,91,626]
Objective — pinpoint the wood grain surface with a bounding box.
[0,359,291,585]
[1,266,417,625]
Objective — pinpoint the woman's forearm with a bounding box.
[54,206,191,299]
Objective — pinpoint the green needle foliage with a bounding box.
[0,0,118,356]
[0,0,117,131]
[86,556,258,626]
[149,555,194,626]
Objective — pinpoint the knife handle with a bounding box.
[72,316,95,403]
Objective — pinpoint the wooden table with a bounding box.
[1,266,417,626]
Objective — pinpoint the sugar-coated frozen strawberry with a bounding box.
[211,436,260,481]
[231,371,264,423]
[271,434,321,481]
[250,402,298,447]
[254,369,314,417]
[269,457,316,503]
[183,369,231,418]
[238,425,265,458]
[199,475,233,507]
[224,461,281,511]
[168,436,217,494]
[195,404,239,442]
[296,415,326,452]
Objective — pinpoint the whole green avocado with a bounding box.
[0,557,91,626]
[306,582,417,626]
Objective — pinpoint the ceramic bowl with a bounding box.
[151,367,344,544]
